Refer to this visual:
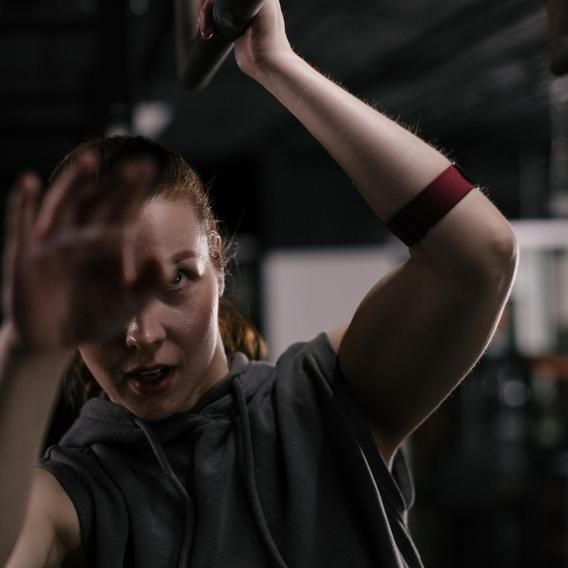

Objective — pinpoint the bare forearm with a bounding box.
[0,323,72,560]
[252,51,450,220]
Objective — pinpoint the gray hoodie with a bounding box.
[39,333,422,568]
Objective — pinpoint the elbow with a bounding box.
[475,223,519,295]
[491,223,518,277]
[411,201,519,296]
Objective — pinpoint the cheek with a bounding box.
[184,290,218,334]
[174,281,220,344]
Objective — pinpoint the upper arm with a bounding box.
[329,191,518,464]
[6,468,82,568]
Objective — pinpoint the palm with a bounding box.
[12,230,128,346]
[3,160,164,349]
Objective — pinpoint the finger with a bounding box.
[43,169,98,238]
[128,255,169,304]
[111,158,158,222]
[121,223,138,286]
[2,174,42,312]
[80,158,157,226]
[18,173,41,241]
[8,173,41,249]
[2,182,25,309]
[198,0,215,39]
[35,152,98,238]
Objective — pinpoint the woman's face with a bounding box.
[79,196,229,420]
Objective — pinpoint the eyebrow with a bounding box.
[171,250,199,262]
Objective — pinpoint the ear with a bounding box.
[208,231,225,296]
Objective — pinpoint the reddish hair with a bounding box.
[56,135,266,408]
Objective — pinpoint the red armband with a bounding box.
[386,164,476,247]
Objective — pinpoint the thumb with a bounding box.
[197,0,215,39]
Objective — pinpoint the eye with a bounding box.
[170,268,189,289]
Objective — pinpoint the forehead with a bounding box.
[135,197,206,258]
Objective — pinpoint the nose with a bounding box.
[125,301,166,350]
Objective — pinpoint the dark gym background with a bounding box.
[0,0,565,566]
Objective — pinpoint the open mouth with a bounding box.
[126,366,176,396]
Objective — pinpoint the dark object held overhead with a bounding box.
[176,0,264,90]
[548,0,568,76]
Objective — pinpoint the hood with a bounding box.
[58,351,288,568]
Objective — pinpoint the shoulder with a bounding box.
[275,331,340,368]
[325,326,347,353]
[38,469,83,558]
[270,332,341,390]
[6,468,83,568]
[235,332,343,415]
[248,330,348,409]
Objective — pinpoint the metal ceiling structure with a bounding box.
[0,0,555,235]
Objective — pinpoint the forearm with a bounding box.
[252,51,450,220]
[0,322,72,560]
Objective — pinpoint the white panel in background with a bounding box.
[512,249,557,355]
[558,251,568,329]
[509,221,568,355]
[262,246,403,362]
[511,220,568,250]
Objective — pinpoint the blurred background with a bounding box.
[1,0,567,565]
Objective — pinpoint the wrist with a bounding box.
[0,320,73,362]
[245,47,301,85]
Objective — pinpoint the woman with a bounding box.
[0,0,517,566]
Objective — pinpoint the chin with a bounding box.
[115,367,189,420]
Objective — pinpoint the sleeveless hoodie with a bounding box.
[39,333,424,568]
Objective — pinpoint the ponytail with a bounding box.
[218,298,267,362]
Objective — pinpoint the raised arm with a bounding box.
[228,0,518,464]
[0,160,166,566]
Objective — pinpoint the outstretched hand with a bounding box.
[197,0,293,79]
[3,155,168,351]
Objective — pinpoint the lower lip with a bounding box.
[128,368,176,397]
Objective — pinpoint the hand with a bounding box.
[2,155,167,351]
[197,0,293,79]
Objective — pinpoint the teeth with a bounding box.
[137,367,168,379]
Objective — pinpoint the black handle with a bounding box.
[176,0,264,90]
[212,0,264,40]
